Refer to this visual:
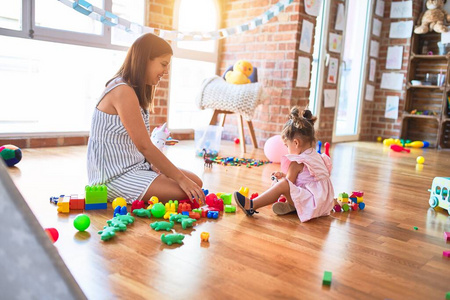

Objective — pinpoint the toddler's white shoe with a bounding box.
[272,201,296,215]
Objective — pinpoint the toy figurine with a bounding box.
[115,213,135,225]
[98,226,117,241]
[106,218,127,231]
[170,213,189,223]
[150,221,174,231]
[133,208,152,218]
[161,233,185,245]
[203,148,213,168]
[200,232,210,242]
[151,123,170,151]
[181,218,196,230]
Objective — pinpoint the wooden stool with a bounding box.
[209,109,258,153]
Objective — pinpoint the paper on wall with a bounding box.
[296,56,311,88]
[389,21,413,39]
[372,18,382,37]
[380,73,404,91]
[365,84,375,101]
[369,59,376,82]
[385,96,399,119]
[300,20,314,53]
[370,40,380,58]
[335,3,345,31]
[324,89,337,108]
[386,46,403,70]
[375,0,385,17]
[390,1,412,18]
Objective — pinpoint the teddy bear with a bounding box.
[224,60,253,84]
[414,0,450,34]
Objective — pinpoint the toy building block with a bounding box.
[206,194,224,211]
[238,187,249,197]
[220,193,233,205]
[164,200,177,219]
[443,250,450,257]
[351,191,364,197]
[250,193,259,200]
[133,208,152,218]
[69,194,85,210]
[446,291,450,300]
[192,208,202,214]
[202,189,209,196]
[322,271,332,286]
[207,210,219,219]
[225,205,236,213]
[85,184,107,204]
[333,204,342,212]
[182,211,190,216]
[358,202,366,210]
[350,202,358,211]
[131,199,145,211]
[178,202,192,213]
[338,192,348,202]
[98,226,117,241]
[181,218,196,229]
[114,205,128,216]
[161,233,185,245]
[170,213,189,223]
[201,209,209,218]
[189,211,200,220]
[216,192,223,198]
[50,195,60,204]
[179,199,199,209]
[85,203,107,210]
[445,232,450,241]
[150,221,174,231]
[57,196,70,213]
[200,232,210,242]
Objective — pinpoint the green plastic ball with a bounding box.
[73,214,90,232]
[151,203,166,218]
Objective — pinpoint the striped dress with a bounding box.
[87,78,159,203]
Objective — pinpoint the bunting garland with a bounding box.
[57,0,294,41]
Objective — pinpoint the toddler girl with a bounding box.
[234,107,334,222]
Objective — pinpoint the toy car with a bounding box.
[428,177,450,214]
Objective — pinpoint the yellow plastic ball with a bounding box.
[112,197,127,209]
[416,156,425,164]
[377,136,382,142]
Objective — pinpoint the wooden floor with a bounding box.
[7,141,450,299]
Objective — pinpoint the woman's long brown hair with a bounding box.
[107,33,173,111]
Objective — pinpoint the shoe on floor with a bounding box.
[234,192,259,216]
[272,201,296,215]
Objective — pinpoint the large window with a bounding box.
[0,0,144,134]
[168,0,219,130]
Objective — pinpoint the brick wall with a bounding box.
[369,0,423,140]
[219,0,317,147]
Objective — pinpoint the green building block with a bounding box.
[225,204,236,213]
[446,291,450,300]
[220,193,232,205]
[322,271,332,286]
[85,184,107,204]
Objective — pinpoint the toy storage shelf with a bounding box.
[401,32,450,149]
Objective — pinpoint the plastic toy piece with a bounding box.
[57,199,70,213]
[182,211,190,216]
[443,250,450,257]
[207,211,219,219]
[202,189,209,196]
[414,226,419,230]
[428,177,450,214]
[405,141,429,148]
[106,218,127,231]
[189,211,201,220]
[201,232,210,242]
[220,193,233,205]
[161,233,185,245]
[150,221,174,231]
[333,204,341,212]
[73,214,90,232]
[358,202,366,210]
[445,232,450,241]
[225,205,236,213]
[45,228,59,243]
[178,202,192,213]
[112,197,127,210]
[85,184,108,204]
[324,142,330,157]
[238,187,249,197]
[201,209,209,218]
[133,208,152,218]
[164,200,178,219]
[151,203,166,218]
[181,218,196,229]
[115,213,135,225]
[170,213,189,223]
[131,199,145,211]
[317,140,322,154]
[390,144,410,153]
[114,205,128,217]
[206,194,224,211]
[85,203,107,210]
[179,199,199,209]
[250,193,259,200]
[322,271,332,286]
[350,202,358,211]
[49,196,59,205]
[446,291,450,300]
[70,194,85,210]
[98,226,117,241]
[147,196,159,210]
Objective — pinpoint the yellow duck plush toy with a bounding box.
[225,60,253,84]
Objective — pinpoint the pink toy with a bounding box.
[205,193,224,211]
[131,199,145,211]
[324,142,330,157]
[45,228,59,243]
[263,135,288,163]
[390,144,410,153]
[443,250,450,257]
[445,232,450,241]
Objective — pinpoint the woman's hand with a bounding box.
[178,176,205,206]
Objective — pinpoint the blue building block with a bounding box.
[181,211,190,216]
[85,203,107,210]
[207,210,219,219]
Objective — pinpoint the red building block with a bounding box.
[201,209,209,218]
[178,202,192,213]
[70,195,85,210]
[189,211,200,220]
[179,199,199,209]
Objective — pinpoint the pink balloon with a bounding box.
[263,135,288,163]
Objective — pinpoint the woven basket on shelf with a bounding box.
[195,76,263,120]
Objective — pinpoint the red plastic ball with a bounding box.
[45,227,59,243]
[234,138,240,144]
